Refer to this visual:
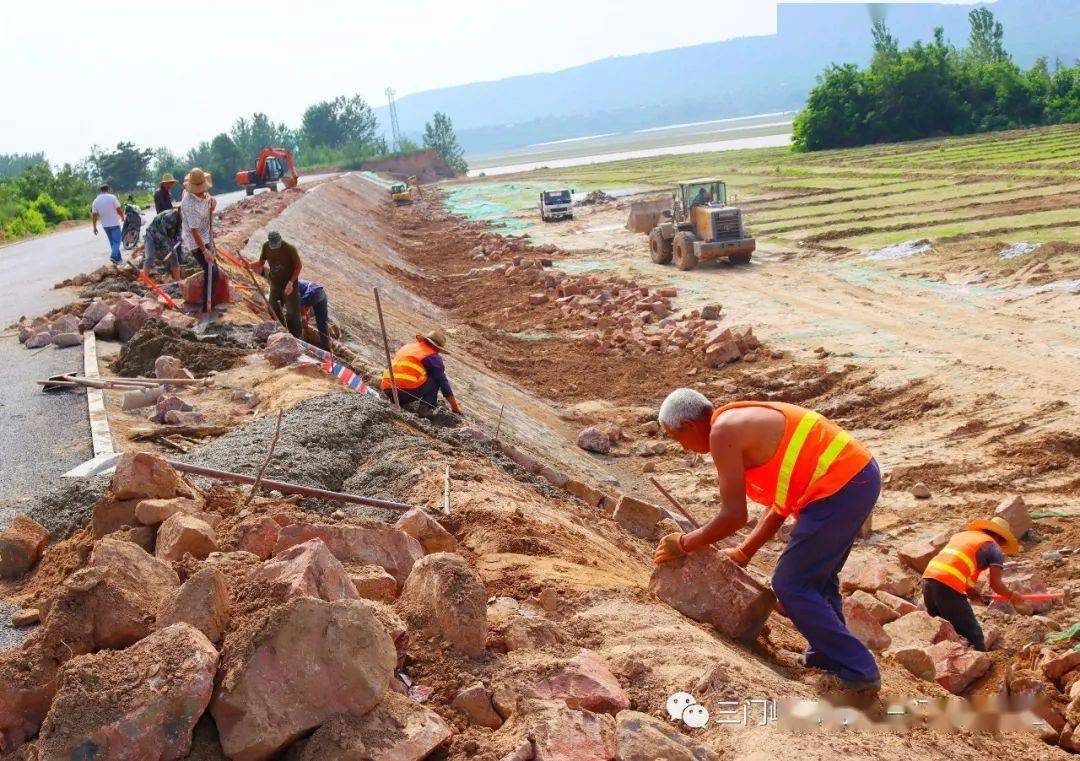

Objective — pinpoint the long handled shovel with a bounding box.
[194,202,216,335]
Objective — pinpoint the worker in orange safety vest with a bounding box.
[653,388,882,692]
[922,517,1023,651]
[380,328,462,417]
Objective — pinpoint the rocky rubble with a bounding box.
[16,290,197,350]
[461,231,766,369]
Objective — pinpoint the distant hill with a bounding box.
[377,0,1080,155]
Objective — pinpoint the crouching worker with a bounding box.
[142,208,183,282]
[381,328,462,418]
[653,388,882,692]
[922,518,1023,651]
[297,279,331,350]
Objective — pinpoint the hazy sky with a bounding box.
[1,1,977,164]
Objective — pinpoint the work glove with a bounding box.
[653,532,687,565]
[726,547,750,567]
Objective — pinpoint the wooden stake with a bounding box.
[245,409,284,505]
[443,465,451,516]
[494,404,505,442]
[649,477,701,529]
[374,287,400,408]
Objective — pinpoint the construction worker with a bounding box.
[653,388,881,692]
[246,231,302,339]
[142,208,183,283]
[297,279,330,350]
[922,517,1024,651]
[381,328,462,417]
[155,173,178,213]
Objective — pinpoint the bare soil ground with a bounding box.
[4,166,1076,759]
[220,173,1075,753]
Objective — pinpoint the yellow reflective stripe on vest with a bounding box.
[927,560,970,587]
[809,430,852,488]
[941,547,976,576]
[393,360,426,376]
[774,411,822,509]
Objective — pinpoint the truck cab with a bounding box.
[540,189,574,222]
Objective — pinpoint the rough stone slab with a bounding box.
[650,547,775,642]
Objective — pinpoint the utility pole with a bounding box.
[385,87,402,153]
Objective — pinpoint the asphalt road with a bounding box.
[0,185,256,522]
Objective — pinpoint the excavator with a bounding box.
[235,147,298,196]
[389,176,420,205]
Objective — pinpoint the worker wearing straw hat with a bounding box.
[922,516,1024,650]
[381,328,462,417]
[155,172,179,213]
[180,168,217,316]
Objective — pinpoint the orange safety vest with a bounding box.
[923,531,994,594]
[381,341,437,391]
[712,401,872,517]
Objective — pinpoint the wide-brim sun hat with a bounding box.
[968,516,1021,555]
[184,168,213,194]
[161,172,178,184]
[417,328,449,354]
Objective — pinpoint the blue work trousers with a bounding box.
[104,225,122,262]
[772,458,882,683]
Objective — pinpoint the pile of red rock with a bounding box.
[17,292,194,348]
[1008,643,1080,751]
[518,267,762,366]
[0,452,472,759]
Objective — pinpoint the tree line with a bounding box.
[0,95,467,240]
[792,7,1080,151]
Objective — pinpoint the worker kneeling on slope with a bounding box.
[654,388,882,692]
[922,517,1023,651]
[382,328,463,418]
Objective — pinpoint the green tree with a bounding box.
[870,19,899,70]
[0,152,47,179]
[148,147,184,187]
[300,94,379,151]
[792,64,871,151]
[89,142,154,192]
[422,112,467,174]
[231,112,295,165]
[967,7,1007,64]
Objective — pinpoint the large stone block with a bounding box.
[897,530,950,573]
[842,595,892,651]
[994,495,1032,539]
[883,610,959,651]
[0,515,48,578]
[533,649,631,714]
[36,624,217,759]
[274,522,423,585]
[612,495,664,539]
[246,538,358,604]
[111,451,184,501]
[926,640,990,694]
[397,552,487,657]
[650,547,775,642]
[210,598,395,761]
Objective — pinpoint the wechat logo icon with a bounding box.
[666,692,710,728]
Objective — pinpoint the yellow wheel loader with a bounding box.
[646,179,754,270]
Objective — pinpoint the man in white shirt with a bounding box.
[91,184,124,263]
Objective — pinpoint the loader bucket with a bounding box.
[625,196,673,233]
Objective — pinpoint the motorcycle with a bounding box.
[121,201,143,251]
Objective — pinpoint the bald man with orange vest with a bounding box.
[381,328,463,417]
[653,388,882,691]
[922,517,1023,651]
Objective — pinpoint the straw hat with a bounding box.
[160,172,178,185]
[184,168,213,194]
[417,327,449,353]
[968,516,1020,555]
